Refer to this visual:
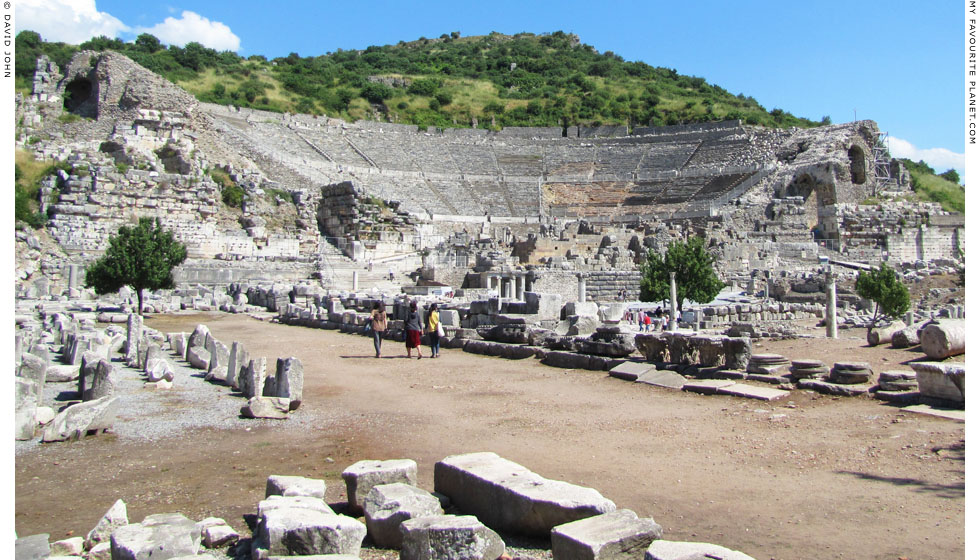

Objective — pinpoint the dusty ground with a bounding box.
[15,312,965,560]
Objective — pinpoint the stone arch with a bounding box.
[848,145,867,184]
[63,77,95,115]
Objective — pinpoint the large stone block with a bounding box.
[83,358,116,401]
[364,483,444,549]
[15,377,38,441]
[266,475,326,499]
[275,356,304,410]
[241,396,290,419]
[551,509,662,560]
[187,324,210,350]
[226,341,249,389]
[257,507,365,557]
[14,534,50,560]
[110,512,201,560]
[205,338,229,383]
[342,459,418,516]
[186,345,211,370]
[400,515,505,560]
[433,451,616,537]
[18,352,48,400]
[257,495,334,518]
[238,357,266,398]
[41,395,118,442]
[910,362,965,404]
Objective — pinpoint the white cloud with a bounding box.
[16,0,129,44]
[134,11,240,52]
[887,136,965,175]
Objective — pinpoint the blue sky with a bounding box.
[15,0,971,179]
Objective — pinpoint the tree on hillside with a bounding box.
[939,169,961,185]
[84,218,187,315]
[639,236,725,311]
[854,262,910,337]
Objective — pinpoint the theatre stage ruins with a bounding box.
[15,51,963,304]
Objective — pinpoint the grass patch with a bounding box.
[14,150,70,228]
[908,170,964,213]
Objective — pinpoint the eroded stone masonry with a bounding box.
[15,51,963,304]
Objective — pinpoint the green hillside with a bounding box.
[899,159,965,213]
[15,29,828,131]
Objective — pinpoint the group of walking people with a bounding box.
[626,306,675,332]
[369,300,443,359]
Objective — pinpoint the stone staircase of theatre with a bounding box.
[318,246,419,293]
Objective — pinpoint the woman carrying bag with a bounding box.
[426,303,443,358]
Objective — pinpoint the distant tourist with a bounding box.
[388,266,395,281]
[643,313,652,331]
[654,307,663,331]
[425,303,442,358]
[370,301,388,358]
[405,300,424,359]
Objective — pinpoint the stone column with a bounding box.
[67,264,78,290]
[501,277,511,299]
[905,311,915,326]
[668,272,678,331]
[825,270,838,339]
[515,273,525,301]
[352,270,359,292]
[482,273,490,289]
[125,313,143,365]
[577,275,587,303]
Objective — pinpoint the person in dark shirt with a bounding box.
[405,300,424,359]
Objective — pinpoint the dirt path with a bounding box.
[15,313,964,559]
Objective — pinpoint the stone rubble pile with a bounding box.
[17,452,760,559]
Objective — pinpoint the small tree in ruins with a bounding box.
[854,262,910,337]
[84,218,187,315]
[639,236,725,310]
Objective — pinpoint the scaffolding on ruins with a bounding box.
[871,132,893,196]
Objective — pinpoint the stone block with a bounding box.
[433,451,615,537]
[681,380,736,395]
[910,362,964,404]
[551,509,662,560]
[636,370,687,390]
[257,496,334,518]
[275,356,304,410]
[257,507,365,557]
[83,358,116,401]
[186,345,211,370]
[15,377,38,441]
[608,361,654,381]
[644,539,756,560]
[241,397,290,419]
[14,534,50,560]
[205,338,230,383]
[187,324,210,350]
[342,459,418,516]
[565,301,599,318]
[86,499,128,547]
[400,515,505,560]
[364,483,444,549]
[715,383,790,401]
[266,475,327,499]
[41,395,118,442]
[109,512,201,560]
